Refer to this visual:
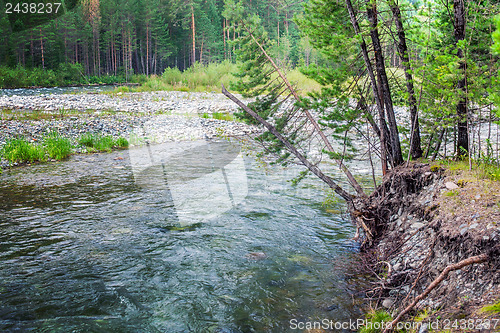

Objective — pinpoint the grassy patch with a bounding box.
[444,189,460,197]
[107,62,238,94]
[0,132,130,167]
[285,68,322,95]
[200,111,234,121]
[114,137,129,148]
[480,300,500,314]
[78,133,128,152]
[1,138,46,164]
[437,159,500,182]
[43,133,73,160]
[0,108,86,121]
[359,310,393,333]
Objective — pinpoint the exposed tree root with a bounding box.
[383,253,489,333]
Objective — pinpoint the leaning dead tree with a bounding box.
[223,1,370,205]
[222,85,354,201]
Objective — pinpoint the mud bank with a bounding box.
[354,163,500,324]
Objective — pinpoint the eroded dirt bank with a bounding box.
[353,163,500,326]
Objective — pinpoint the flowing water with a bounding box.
[0,85,116,96]
[0,140,363,332]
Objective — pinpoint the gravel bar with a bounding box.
[0,91,261,166]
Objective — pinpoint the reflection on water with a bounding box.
[0,141,362,332]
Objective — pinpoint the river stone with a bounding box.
[445,182,459,190]
[245,252,266,260]
[382,298,395,308]
[419,323,429,333]
[412,222,425,229]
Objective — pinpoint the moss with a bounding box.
[430,165,441,172]
[444,190,460,197]
[456,179,468,187]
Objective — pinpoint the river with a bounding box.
[0,137,363,332]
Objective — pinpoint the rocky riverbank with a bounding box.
[0,91,261,167]
[356,163,500,327]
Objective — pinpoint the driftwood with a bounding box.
[383,253,489,332]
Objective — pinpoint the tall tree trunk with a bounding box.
[40,28,45,69]
[129,28,133,75]
[30,31,34,67]
[366,0,404,166]
[154,38,157,75]
[454,0,468,157]
[200,37,204,64]
[191,5,196,65]
[345,0,389,174]
[146,20,149,75]
[223,19,226,60]
[389,0,423,159]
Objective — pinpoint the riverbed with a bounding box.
[0,87,366,332]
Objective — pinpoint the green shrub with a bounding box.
[1,138,46,164]
[43,133,73,160]
[0,65,29,88]
[162,67,183,85]
[56,62,84,84]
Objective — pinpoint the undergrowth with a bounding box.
[106,62,321,95]
[0,63,129,88]
[359,310,393,333]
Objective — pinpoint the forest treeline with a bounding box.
[0,0,305,78]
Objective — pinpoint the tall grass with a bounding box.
[43,133,73,160]
[78,133,128,152]
[1,138,46,164]
[285,69,323,95]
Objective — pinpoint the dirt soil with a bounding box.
[353,163,500,330]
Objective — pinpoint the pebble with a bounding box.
[412,222,425,229]
[382,298,395,308]
[445,182,459,190]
